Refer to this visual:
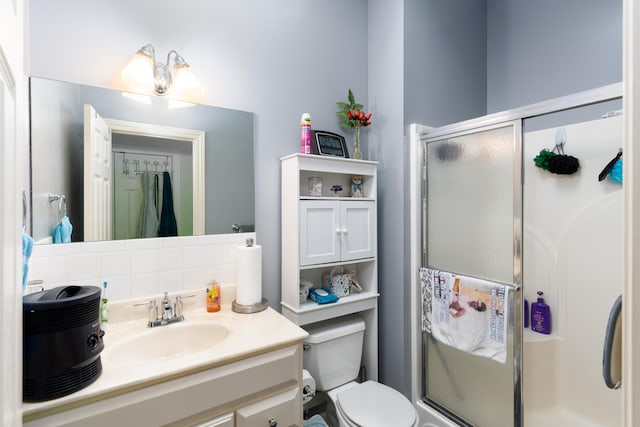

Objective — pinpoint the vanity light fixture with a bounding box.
[122,44,203,98]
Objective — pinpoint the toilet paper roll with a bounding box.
[236,242,262,306]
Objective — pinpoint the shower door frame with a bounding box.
[409,82,623,427]
[421,119,523,427]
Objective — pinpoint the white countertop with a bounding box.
[23,288,308,420]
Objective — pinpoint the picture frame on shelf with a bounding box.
[311,130,349,158]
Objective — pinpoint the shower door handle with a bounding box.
[602,294,622,390]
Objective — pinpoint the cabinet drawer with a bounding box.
[235,387,300,427]
[191,412,234,427]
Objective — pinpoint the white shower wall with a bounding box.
[522,115,623,426]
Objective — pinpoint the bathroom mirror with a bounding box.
[29,77,255,243]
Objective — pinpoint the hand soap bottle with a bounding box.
[531,291,551,334]
[207,275,221,313]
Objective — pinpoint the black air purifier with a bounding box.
[23,285,104,402]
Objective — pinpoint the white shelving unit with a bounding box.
[281,153,379,380]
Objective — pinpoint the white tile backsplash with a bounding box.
[27,232,255,301]
[183,246,206,269]
[67,253,101,281]
[101,252,131,277]
[157,247,184,271]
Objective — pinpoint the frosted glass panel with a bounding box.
[427,125,514,284]
[424,123,517,426]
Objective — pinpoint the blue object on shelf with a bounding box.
[309,288,339,304]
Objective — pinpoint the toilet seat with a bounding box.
[335,381,418,427]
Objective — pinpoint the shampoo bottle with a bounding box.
[524,299,529,328]
[531,291,551,334]
[300,113,312,154]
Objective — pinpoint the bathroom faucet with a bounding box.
[134,292,195,328]
[161,292,174,320]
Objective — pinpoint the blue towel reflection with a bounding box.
[22,231,34,290]
[53,215,73,244]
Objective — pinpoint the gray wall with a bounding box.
[487,0,622,113]
[368,0,408,397]
[404,0,488,128]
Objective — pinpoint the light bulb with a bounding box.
[122,51,155,93]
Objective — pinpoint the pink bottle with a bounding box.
[300,113,312,154]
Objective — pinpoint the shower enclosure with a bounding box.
[413,84,623,426]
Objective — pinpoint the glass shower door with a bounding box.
[423,122,522,426]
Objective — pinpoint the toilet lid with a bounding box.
[337,381,417,427]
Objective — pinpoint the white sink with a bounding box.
[102,321,230,368]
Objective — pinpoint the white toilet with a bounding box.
[303,316,419,427]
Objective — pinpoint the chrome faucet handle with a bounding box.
[133,299,154,307]
[175,294,196,303]
[134,299,158,325]
[174,294,196,319]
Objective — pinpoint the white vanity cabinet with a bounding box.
[22,306,308,427]
[281,153,379,381]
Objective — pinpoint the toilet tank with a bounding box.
[303,316,365,391]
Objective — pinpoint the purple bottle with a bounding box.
[524,299,529,328]
[531,291,551,334]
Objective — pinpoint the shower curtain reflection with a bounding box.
[137,172,159,238]
[113,150,187,240]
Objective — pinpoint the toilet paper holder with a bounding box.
[231,298,268,314]
[233,238,268,314]
[302,369,316,404]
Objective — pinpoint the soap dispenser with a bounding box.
[531,291,551,334]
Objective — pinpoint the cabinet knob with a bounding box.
[268,417,277,426]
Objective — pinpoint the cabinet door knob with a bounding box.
[268,417,277,426]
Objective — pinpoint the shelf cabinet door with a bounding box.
[300,200,341,266]
[341,200,376,261]
[300,200,376,266]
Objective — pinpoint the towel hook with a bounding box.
[48,193,67,218]
[554,128,567,154]
[48,192,61,203]
[58,195,67,217]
